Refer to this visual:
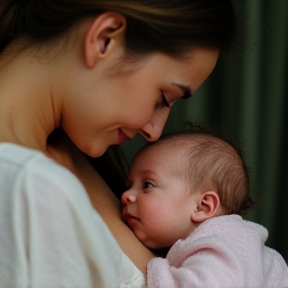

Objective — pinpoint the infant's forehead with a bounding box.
[150,136,192,151]
[134,133,218,163]
[137,138,190,160]
[132,141,188,176]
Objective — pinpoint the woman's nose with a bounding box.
[138,108,170,141]
[121,190,136,206]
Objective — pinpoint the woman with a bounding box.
[0,0,237,287]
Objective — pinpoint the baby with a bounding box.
[122,124,288,288]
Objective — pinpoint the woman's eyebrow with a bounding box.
[172,83,192,99]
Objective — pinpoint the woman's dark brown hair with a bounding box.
[0,0,237,56]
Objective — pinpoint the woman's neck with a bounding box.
[0,50,62,153]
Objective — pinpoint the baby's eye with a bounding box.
[143,181,155,189]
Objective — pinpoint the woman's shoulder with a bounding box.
[0,142,89,205]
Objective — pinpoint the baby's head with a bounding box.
[122,124,254,249]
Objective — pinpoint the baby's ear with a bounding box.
[191,191,220,223]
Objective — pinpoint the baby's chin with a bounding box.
[135,231,174,251]
[141,238,171,250]
[134,234,160,250]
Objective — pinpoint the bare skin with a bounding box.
[47,130,154,273]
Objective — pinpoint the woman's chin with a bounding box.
[80,143,109,158]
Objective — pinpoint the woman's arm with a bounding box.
[79,161,155,273]
[47,130,154,273]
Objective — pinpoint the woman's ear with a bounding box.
[191,191,220,223]
[84,12,126,68]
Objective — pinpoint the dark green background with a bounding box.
[121,0,288,263]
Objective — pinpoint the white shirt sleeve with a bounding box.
[0,144,145,288]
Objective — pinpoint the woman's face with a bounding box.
[62,48,219,157]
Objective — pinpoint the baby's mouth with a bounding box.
[122,212,139,222]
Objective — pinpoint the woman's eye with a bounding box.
[143,181,155,189]
[161,92,171,108]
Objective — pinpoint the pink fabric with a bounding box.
[147,215,288,288]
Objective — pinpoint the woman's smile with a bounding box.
[118,129,129,144]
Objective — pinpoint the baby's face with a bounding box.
[121,144,197,249]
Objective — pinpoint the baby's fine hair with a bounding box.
[145,123,255,215]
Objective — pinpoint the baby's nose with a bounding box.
[121,190,136,205]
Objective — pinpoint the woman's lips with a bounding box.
[118,130,129,144]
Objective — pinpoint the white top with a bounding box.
[0,143,145,288]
